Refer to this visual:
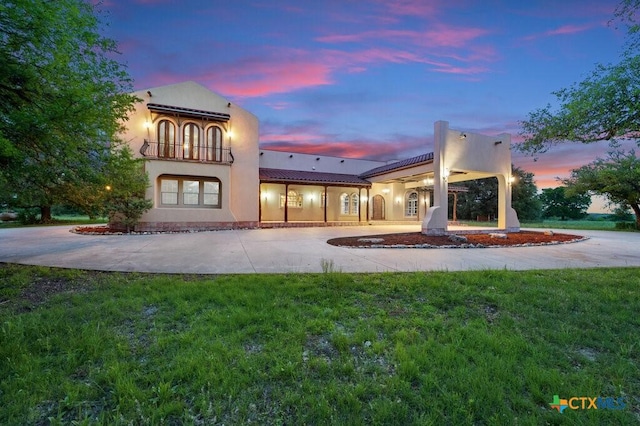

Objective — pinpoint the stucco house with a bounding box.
[121,81,519,235]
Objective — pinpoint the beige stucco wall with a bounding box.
[423,120,519,234]
[259,150,385,174]
[260,183,368,222]
[120,81,259,230]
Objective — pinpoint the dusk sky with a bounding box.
[100,0,629,197]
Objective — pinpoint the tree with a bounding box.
[539,187,591,220]
[102,147,153,233]
[518,55,640,155]
[564,148,640,228]
[519,1,640,156]
[511,166,542,221]
[0,0,138,222]
[455,177,497,221]
[454,166,541,221]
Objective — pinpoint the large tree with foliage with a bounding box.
[519,1,640,155]
[539,187,591,221]
[511,166,542,221]
[454,166,541,221]
[564,148,640,228]
[0,0,139,221]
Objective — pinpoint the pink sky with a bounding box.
[101,0,630,211]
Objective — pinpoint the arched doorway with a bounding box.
[372,194,385,220]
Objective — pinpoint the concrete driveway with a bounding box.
[0,225,639,274]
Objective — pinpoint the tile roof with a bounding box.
[359,152,434,178]
[147,103,230,121]
[259,168,371,186]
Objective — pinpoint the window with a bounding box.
[160,179,178,205]
[340,192,359,215]
[204,181,220,205]
[405,191,418,217]
[280,190,302,208]
[183,123,200,160]
[350,193,359,215]
[159,176,221,208]
[340,193,350,215]
[158,120,176,158]
[183,180,199,205]
[205,126,223,162]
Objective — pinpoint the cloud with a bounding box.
[317,26,490,49]
[259,120,427,161]
[522,23,598,42]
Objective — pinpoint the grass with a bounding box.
[0,215,107,229]
[460,218,631,231]
[0,264,639,424]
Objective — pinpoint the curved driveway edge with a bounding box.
[0,225,639,274]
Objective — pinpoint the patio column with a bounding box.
[422,120,449,235]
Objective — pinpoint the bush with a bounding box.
[615,222,638,230]
[16,208,40,225]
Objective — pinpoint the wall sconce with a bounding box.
[143,121,151,129]
[459,133,467,139]
[382,188,390,194]
[361,195,368,202]
[443,168,450,181]
[289,154,293,158]
[146,91,152,97]
[316,157,320,161]
[508,175,516,185]
[395,197,402,205]
[227,130,234,139]
[308,194,315,201]
[494,140,502,145]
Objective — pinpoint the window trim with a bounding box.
[158,175,221,208]
[405,191,418,217]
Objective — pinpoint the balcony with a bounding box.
[140,140,234,164]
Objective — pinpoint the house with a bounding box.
[121,81,519,235]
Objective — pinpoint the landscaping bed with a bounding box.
[328,230,586,248]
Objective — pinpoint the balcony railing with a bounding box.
[140,139,234,164]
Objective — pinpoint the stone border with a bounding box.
[334,236,590,249]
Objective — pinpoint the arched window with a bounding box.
[158,120,175,158]
[350,193,359,215]
[340,193,359,215]
[205,126,223,162]
[340,193,350,215]
[405,191,418,217]
[183,123,200,160]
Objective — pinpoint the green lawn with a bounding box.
[1,264,638,425]
[460,219,629,231]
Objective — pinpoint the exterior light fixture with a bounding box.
[143,121,151,129]
[494,140,502,145]
[509,175,516,184]
[382,188,390,194]
[443,168,450,181]
[459,133,467,139]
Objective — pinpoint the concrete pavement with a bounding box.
[0,224,639,273]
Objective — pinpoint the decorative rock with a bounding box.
[544,230,554,236]
[489,233,508,239]
[357,237,385,243]
[448,234,468,243]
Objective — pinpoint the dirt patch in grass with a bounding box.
[327,230,585,248]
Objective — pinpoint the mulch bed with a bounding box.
[327,230,586,248]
